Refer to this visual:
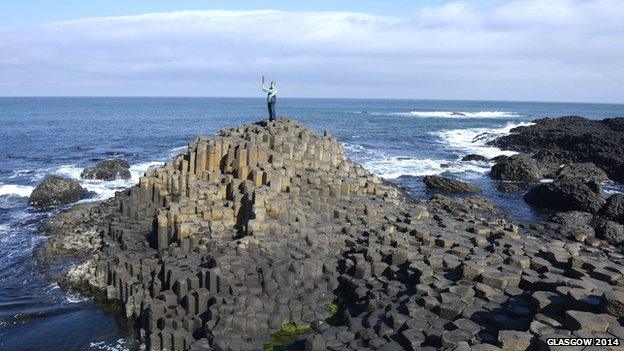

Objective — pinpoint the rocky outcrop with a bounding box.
[593,219,624,246]
[28,176,86,206]
[489,116,624,182]
[524,180,606,213]
[554,162,609,183]
[36,200,114,263]
[423,175,479,193]
[461,154,489,162]
[81,159,131,181]
[490,154,541,182]
[601,194,624,224]
[40,118,624,351]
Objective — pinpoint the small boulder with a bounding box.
[554,162,609,182]
[551,211,595,240]
[524,180,606,213]
[490,155,509,163]
[491,154,542,182]
[497,182,524,192]
[461,154,489,162]
[423,175,479,193]
[603,290,624,317]
[81,159,131,181]
[29,176,86,206]
[592,219,624,246]
[600,194,624,224]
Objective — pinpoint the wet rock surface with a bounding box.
[28,176,87,206]
[524,180,606,214]
[461,154,490,162]
[81,159,132,181]
[489,116,624,182]
[490,154,542,182]
[39,118,624,351]
[423,175,479,193]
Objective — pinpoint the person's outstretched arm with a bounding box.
[261,76,267,92]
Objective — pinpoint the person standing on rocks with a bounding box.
[261,76,277,121]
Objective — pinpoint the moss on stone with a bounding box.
[263,323,313,351]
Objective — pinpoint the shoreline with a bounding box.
[34,116,624,350]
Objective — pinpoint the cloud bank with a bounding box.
[1,1,623,102]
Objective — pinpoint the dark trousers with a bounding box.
[267,98,276,121]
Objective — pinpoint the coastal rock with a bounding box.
[554,162,609,183]
[461,154,489,162]
[489,116,624,182]
[524,180,606,213]
[423,175,479,193]
[28,176,86,206]
[490,154,541,182]
[497,182,524,192]
[58,259,107,295]
[42,118,624,351]
[600,194,624,224]
[592,219,624,246]
[81,159,131,181]
[36,200,114,262]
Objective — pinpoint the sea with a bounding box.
[0,97,623,350]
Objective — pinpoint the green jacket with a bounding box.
[262,84,277,102]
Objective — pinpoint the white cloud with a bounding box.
[0,1,623,102]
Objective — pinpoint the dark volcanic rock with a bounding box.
[490,154,541,182]
[524,180,606,213]
[81,159,131,181]
[490,155,509,163]
[36,200,114,263]
[461,154,489,162]
[489,116,624,182]
[40,118,624,351]
[423,175,479,193]
[28,176,86,206]
[600,194,624,224]
[554,162,609,183]
[496,182,524,192]
[592,218,624,246]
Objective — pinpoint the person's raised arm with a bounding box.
[261,76,267,92]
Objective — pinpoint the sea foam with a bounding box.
[386,111,520,118]
[433,122,533,159]
[0,184,35,197]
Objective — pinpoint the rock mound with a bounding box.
[28,176,86,206]
[489,116,624,182]
[600,194,624,224]
[81,159,131,181]
[461,154,489,162]
[423,175,479,193]
[490,154,541,182]
[524,180,605,213]
[554,162,609,183]
[42,118,624,351]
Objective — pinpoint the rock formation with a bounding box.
[490,154,542,183]
[81,159,132,181]
[461,154,489,163]
[489,116,624,182]
[28,176,86,206]
[423,175,479,193]
[43,118,624,351]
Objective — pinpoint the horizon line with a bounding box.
[1,96,623,106]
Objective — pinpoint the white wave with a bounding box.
[53,161,164,201]
[433,122,533,159]
[362,156,490,180]
[0,184,35,197]
[386,111,520,119]
[169,145,187,156]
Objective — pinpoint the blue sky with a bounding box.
[1,1,623,102]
